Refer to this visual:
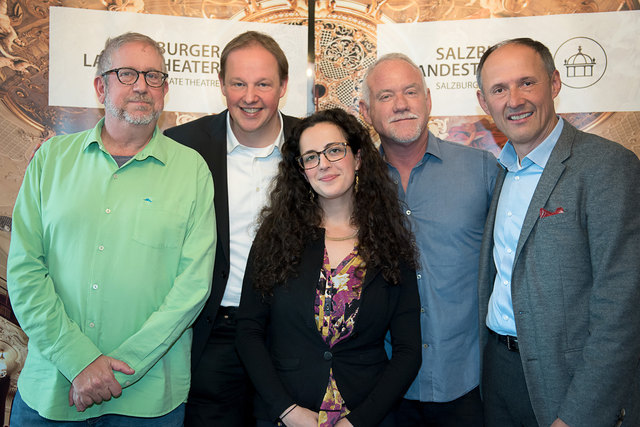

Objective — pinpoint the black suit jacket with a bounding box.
[235,232,422,427]
[164,111,301,368]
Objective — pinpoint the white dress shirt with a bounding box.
[221,113,284,307]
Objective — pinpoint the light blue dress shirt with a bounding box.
[487,118,564,336]
[384,133,498,402]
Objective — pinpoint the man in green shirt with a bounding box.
[7,32,215,425]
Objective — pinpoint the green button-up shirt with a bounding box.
[7,119,216,420]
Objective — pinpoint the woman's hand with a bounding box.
[281,405,319,427]
[335,417,354,426]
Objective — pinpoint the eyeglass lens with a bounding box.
[115,68,166,87]
[299,143,347,169]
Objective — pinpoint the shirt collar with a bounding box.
[226,111,284,155]
[379,131,439,167]
[82,118,167,165]
[498,117,564,172]
[424,131,442,161]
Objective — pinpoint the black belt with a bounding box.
[489,329,519,352]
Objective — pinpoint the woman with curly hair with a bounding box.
[236,108,421,427]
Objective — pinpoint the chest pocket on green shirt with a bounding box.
[132,205,188,249]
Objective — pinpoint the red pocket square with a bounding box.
[539,207,565,218]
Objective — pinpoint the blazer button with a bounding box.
[221,271,228,280]
[323,351,333,361]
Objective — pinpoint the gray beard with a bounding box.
[103,94,160,126]
[387,122,426,144]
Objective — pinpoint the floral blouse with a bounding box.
[314,246,366,426]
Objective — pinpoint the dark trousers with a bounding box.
[395,387,483,427]
[185,307,255,427]
[482,332,538,427]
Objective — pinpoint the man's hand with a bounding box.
[281,405,319,427]
[68,355,134,412]
[550,418,570,427]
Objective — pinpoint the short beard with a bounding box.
[386,114,427,144]
[103,83,160,126]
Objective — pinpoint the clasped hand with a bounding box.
[281,406,353,427]
[68,355,134,412]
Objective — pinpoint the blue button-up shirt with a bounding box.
[487,118,564,336]
[384,133,498,402]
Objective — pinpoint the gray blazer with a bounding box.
[478,121,640,427]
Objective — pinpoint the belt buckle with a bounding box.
[506,335,518,351]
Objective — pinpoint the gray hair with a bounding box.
[360,53,427,106]
[96,32,166,77]
[476,38,556,93]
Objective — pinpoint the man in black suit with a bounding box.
[165,31,301,426]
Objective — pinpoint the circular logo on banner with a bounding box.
[554,37,607,89]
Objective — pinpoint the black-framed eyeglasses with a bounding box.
[101,67,168,88]
[297,142,349,170]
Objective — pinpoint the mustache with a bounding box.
[388,113,418,123]
[126,95,153,103]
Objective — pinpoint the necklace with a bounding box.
[325,231,358,241]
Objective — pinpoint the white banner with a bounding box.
[377,11,640,116]
[49,7,308,116]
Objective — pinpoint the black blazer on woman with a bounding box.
[236,232,422,427]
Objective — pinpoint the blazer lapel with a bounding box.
[208,111,231,262]
[360,264,381,291]
[485,168,506,277]
[478,167,505,324]
[513,122,575,265]
[295,234,329,338]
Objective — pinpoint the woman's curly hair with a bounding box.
[250,108,418,295]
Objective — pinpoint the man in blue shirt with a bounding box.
[360,53,498,426]
[476,38,640,427]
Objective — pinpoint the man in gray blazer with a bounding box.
[476,38,640,427]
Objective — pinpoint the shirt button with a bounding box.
[98,245,104,251]
[515,176,520,181]
[89,322,95,328]
[423,343,429,349]
[416,273,422,280]
[394,179,399,185]
[506,248,512,254]
[256,187,260,192]
[507,211,512,217]
[92,284,99,290]
[502,315,509,321]
[420,307,425,313]
[405,209,411,216]
[113,173,118,179]
[323,351,333,361]
[105,208,111,214]
[503,280,508,286]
